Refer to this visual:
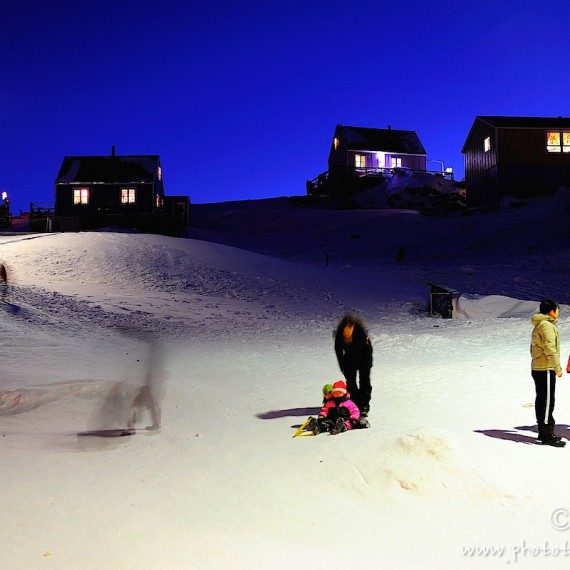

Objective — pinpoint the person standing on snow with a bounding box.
[0,262,8,302]
[530,299,565,447]
[334,313,373,416]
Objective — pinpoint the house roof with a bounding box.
[475,116,570,129]
[462,116,570,153]
[335,125,427,155]
[55,155,161,184]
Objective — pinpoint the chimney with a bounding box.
[111,145,116,157]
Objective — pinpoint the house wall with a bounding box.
[465,120,570,206]
[329,149,426,174]
[328,138,346,171]
[386,154,426,170]
[464,119,497,181]
[55,182,158,217]
[497,128,570,166]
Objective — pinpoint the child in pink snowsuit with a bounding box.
[317,380,360,434]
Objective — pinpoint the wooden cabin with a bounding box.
[54,148,190,232]
[462,116,570,207]
[307,124,428,196]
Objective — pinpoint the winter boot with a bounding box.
[318,418,333,433]
[330,418,347,435]
[357,417,370,429]
[306,416,320,435]
[539,424,566,447]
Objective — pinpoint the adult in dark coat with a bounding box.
[0,262,7,302]
[334,313,373,415]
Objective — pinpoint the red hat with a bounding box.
[332,380,347,396]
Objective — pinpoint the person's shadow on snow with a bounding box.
[475,427,541,445]
[256,407,322,431]
[256,407,320,421]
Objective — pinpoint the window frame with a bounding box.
[121,187,137,205]
[546,130,570,153]
[355,153,366,168]
[73,187,90,205]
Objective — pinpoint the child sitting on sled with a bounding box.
[309,380,361,435]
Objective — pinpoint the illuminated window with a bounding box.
[484,137,491,152]
[333,137,340,150]
[73,187,89,205]
[155,194,162,208]
[121,188,136,204]
[546,131,570,153]
[157,166,162,181]
[391,157,402,168]
[355,154,366,167]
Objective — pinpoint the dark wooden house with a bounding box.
[307,124,428,196]
[54,148,190,232]
[462,116,570,207]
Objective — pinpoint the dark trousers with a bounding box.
[344,366,372,411]
[532,369,556,427]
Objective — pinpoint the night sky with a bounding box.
[2,0,569,214]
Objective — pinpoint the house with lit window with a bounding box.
[462,116,570,207]
[306,124,428,196]
[54,148,190,232]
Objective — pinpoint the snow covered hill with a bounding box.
[3,193,570,569]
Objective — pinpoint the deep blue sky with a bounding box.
[2,0,569,214]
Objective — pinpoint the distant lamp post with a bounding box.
[0,191,9,226]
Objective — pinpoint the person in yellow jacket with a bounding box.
[531,299,565,447]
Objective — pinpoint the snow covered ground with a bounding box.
[3,191,570,569]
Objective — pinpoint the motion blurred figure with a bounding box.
[126,337,168,432]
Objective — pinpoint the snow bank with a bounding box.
[454,294,539,320]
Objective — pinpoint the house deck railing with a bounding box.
[30,202,56,218]
[306,166,454,195]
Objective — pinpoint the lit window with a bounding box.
[73,187,89,205]
[546,131,570,153]
[121,188,136,204]
[157,166,162,181]
[155,194,162,208]
[484,137,491,152]
[355,154,366,167]
[391,157,402,168]
[333,137,340,150]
